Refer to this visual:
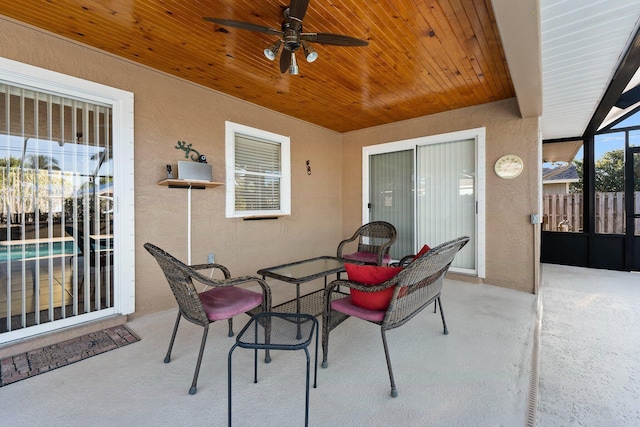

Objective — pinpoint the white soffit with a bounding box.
[541,0,640,140]
[542,139,583,163]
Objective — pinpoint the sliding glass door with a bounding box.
[0,84,113,334]
[364,128,485,276]
[0,57,135,343]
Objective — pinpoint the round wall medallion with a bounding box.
[494,154,523,179]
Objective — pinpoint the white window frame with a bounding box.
[363,127,486,278]
[0,57,135,343]
[225,121,291,218]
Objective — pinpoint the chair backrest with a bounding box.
[144,243,209,325]
[65,226,114,268]
[383,236,470,328]
[338,221,397,265]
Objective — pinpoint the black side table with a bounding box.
[228,312,319,427]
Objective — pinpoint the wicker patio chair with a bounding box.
[323,236,470,397]
[337,221,397,266]
[144,242,271,395]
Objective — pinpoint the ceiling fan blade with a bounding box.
[203,17,283,36]
[289,0,310,21]
[301,32,369,47]
[280,49,292,73]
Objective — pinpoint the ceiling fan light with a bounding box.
[289,52,299,75]
[302,41,318,63]
[263,40,281,61]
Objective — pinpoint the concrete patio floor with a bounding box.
[0,264,638,426]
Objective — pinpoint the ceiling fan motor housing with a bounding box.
[282,20,301,52]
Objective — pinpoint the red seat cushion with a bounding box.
[198,286,263,321]
[344,264,403,311]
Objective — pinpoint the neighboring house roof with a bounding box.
[543,164,579,183]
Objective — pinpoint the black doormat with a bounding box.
[0,325,139,387]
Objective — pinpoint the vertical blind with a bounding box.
[0,82,113,333]
[416,138,475,270]
[369,150,414,259]
[234,133,281,211]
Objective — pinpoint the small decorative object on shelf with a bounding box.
[166,164,174,179]
[175,140,205,162]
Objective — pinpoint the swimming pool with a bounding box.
[0,239,77,263]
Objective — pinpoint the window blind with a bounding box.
[416,138,476,270]
[0,82,113,333]
[234,134,281,211]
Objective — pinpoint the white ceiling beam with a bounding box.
[491,0,543,118]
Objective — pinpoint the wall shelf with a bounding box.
[158,179,223,189]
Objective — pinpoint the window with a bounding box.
[225,121,290,218]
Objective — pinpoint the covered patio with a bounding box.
[0,263,638,426]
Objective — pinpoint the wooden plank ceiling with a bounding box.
[0,0,515,133]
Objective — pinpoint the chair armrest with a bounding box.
[190,263,231,279]
[336,234,359,257]
[376,241,395,266]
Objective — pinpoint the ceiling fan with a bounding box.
[204,0,369,75]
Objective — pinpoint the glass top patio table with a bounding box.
[257,256,363,316]
[257,256,355,284]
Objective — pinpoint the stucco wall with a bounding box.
[0,18,344,317]
[342,99,541,293]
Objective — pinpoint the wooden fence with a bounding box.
[543,192,640,234]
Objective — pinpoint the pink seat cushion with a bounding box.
[344,264,404,311]
[199,287,263,321]
[331,296,386,322]
[342,251,392,265]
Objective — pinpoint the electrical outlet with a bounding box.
[207,253,215,264]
